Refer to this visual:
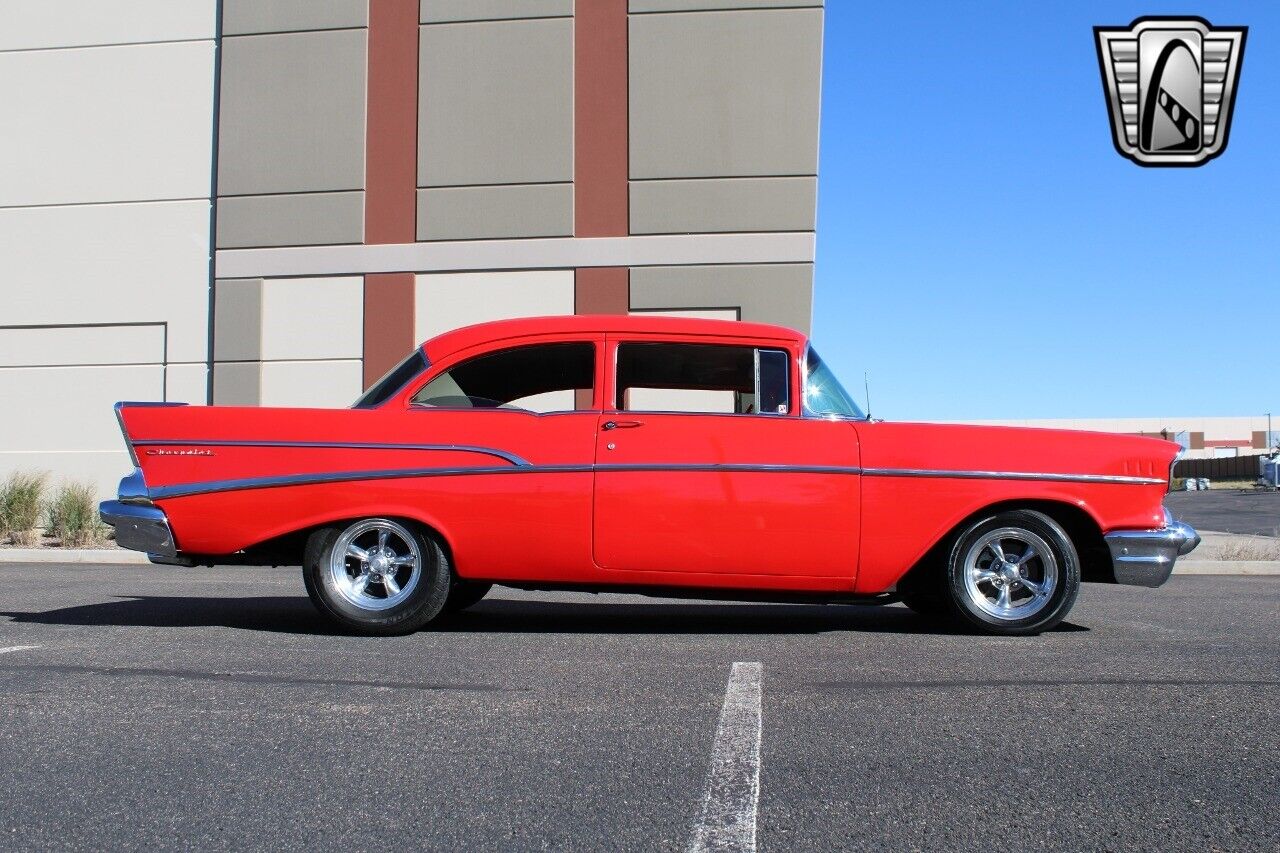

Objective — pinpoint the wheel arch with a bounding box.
[233,508,460,572]
[896,498,1114,591]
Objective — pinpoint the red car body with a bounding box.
[101,315,1197,611]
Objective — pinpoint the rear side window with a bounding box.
[616,343,790,415]
[411,342,595,412]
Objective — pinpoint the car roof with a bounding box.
[423,314,806,361]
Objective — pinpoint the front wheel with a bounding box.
[303,518,452,635]
[942,509,1081,635]
[443,580,492,613]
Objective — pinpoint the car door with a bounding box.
[400,334,604,582]
[591,335,860,581]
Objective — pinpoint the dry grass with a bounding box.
[1214,537,1280,562]
[1208,479,1261,491]
[45,481,107,548]
[1,471,48,546]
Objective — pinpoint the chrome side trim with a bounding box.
[144,461,1170,501]
[132,439,531,468]
[146,463,852,500]
[596,463,861,475]
[861,467,1167,486]
[148,465,596,500]
[99,500,177,558]
[1105,518,1201,587]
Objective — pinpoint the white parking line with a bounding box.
[0,645,40,655]
[689,662,763,853]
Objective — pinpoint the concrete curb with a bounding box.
[1175,561,1280,575]
[0,549,148,564]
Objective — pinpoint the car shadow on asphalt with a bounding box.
[0,596,347,636]
[0,594,1088,637]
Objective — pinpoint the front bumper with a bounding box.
[100,500,177,559]
[1104,512,1201,588]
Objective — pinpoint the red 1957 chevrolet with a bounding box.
[100,315,1198,636]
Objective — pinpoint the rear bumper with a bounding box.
[99,500,177,559]
[1104,514,1201,588]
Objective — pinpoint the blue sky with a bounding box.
[813,1,1277,421]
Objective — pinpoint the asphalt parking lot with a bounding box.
[1,564,1277,852]
[1166,489,1280,537]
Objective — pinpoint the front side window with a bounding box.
[615,343,790,415]
[410,342,595,413]
[802,346,865,419]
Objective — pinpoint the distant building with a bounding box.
[0,0,825,494]
[947,416,1279,459]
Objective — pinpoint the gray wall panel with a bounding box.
[631,1,821,11]
[212,278,263,361]
[417,183,572,241]
[222,0,367,35]
[629,8,822,179]
[421,0,571,23]
[418,18,573,186]
[630,264,813,333]
[218,29,367,195]
[217,191,364,248]
[213,362,261,406]
[630,177,816,234]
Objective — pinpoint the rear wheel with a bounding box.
[303,518,451,635]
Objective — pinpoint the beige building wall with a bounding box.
[414,271,576,341]
[215,0,824,347]
[212,277,365,408]
[0,0,216,497]
[0,0,826,499]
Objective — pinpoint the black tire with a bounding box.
[302,518,452,635]
[443,580,492,613]
[941,509,1081,635]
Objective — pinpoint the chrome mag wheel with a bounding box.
[327,518,422,611]
[961,527,1059,621]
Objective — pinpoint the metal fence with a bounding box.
[1173,453,1266,481]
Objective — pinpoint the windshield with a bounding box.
[352,349,428,408]
[802,346,865,419]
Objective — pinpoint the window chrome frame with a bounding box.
[611,340,793,419]
[800,344,869,422]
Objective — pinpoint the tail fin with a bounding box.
[114,401,189,465]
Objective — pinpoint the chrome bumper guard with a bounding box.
[99,500,178,560]
[1104,512,1201,588]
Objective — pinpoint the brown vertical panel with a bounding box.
[362,273,416,387]
[365,0,419,244]
[363,0,420,387]
[574,0,629,238]
[575,0,629,322]
[1252,431,1268,449]
[575,267,629,314]
[574,266,629,408]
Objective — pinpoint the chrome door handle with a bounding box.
[602,420,644,430]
